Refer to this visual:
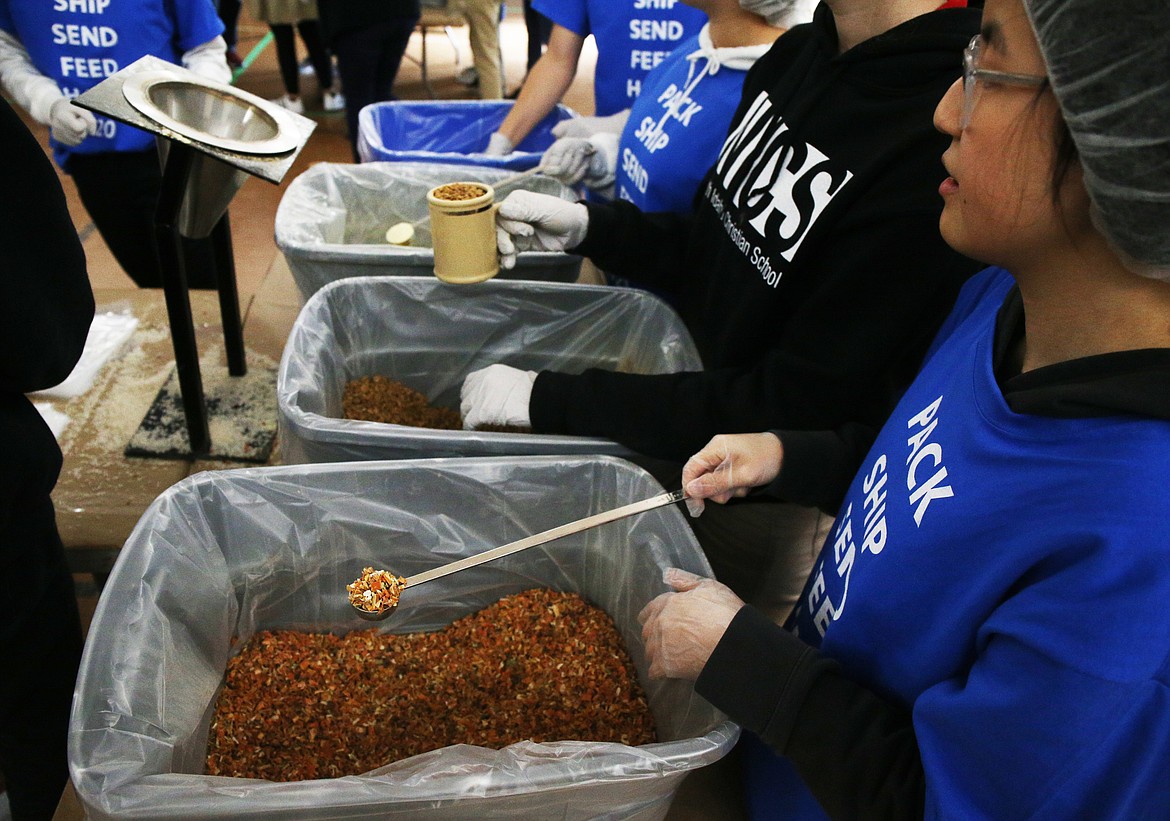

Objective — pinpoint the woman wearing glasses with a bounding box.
[640,0,1170,817]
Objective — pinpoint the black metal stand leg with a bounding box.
[154,142,211,457]
[211,212,247,376]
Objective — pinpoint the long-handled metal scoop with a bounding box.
[352,488,687,620]
[385,165,551,245]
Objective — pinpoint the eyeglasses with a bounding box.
[961,34,1047,129]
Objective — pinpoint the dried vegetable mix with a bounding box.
[432,182,487,201]
[347,566,406,614]
[342,376,531,432]
[342,376,461,429]
[206,589,656,781]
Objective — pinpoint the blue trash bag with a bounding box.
[356,100,577,170]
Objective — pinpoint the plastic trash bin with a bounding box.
[357,100,576,170]
[275,162,583,299]
[69,456,739,820]
[276,276,703,464]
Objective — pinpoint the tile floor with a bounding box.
[6,6,745,817]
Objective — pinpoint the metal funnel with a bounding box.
[74,57,314,238]
[121,70,301,238]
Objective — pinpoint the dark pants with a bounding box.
[0,495,83,821]
[271,20,333,95]
[331,17,418,160]
[216,0,241,48]
[522,0,552,71]
[68,149,218,289]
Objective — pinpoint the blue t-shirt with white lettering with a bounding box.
[0,0,223,168]
[781,266,1170,818]
[616,33,764,214]
[531,0,706,116]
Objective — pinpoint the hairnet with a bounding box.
[738,0,797,28]
[1024,0,1170,277]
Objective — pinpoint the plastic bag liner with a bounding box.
[277,276,703,464]
[69,456,738,820]
[275,162,583,299]
[357,100,576,170]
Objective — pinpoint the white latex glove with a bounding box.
[540,137,598,185]
[540,133,617,189]
[638,568,745,681]
[49,97,97,147]
[182,35,232,84]
[484,131,514,156]
[550,109,630,140]
[681,433,784,518]
[460,364,537,429]
[495,190,588,269]
[0,29,75,125]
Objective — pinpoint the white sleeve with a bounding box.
[181,35,232,84]
[0,29,64,125]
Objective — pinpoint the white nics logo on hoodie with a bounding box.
[714,91,854,264]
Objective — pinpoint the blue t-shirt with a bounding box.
[777,266,1170,818]
[616,30,769,214]
[531,0,706,116]
[0,0,223,168]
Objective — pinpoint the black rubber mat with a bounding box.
[124,363,278,463]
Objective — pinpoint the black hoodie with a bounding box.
[530,4,984,462]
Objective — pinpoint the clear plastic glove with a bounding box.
[460,364,537,429]
[495,190,589,269]
[49,97,97,147]
[681,432,783,517]
[484,131,514,156]
[551,109,630,140]
[638,568,745,681]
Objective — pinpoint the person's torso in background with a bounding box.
[615,28,772,214]
[532,0,706,116]
[0,0,223,166]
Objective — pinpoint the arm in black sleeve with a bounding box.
[572,198,697,294]
[695,607,925,820]
[765,424,879,514]
[0,98,94,394]
[531,211,974,461]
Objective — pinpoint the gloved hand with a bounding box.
[550,109,630,140]
[182,35,232,84]
[681,433,784,517]
[460,364,537,429]
[540,137,599,185]
[638,568,744,681]
[495,190,589,269]
[484,131,514,156]
[48,97,97,147]
[540,133,618,189]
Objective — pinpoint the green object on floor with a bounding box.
[231,31,273,83]
[124,363,278,463]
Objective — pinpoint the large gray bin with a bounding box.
[69,457,737,820]
[275,162,583,299]
[277,276,703,464]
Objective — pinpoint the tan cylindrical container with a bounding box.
[427,182,500,284]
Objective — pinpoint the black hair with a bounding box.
[1050,115,1078,203]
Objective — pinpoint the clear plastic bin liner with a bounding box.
[276,276,703,464]
[357,100,576,170]
[275,162,583,299]
[69,457,738,820]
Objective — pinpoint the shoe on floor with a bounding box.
[456,66,479,87]
[323,90,346,112]
[225,47,243,69]
[273,94,304,114]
